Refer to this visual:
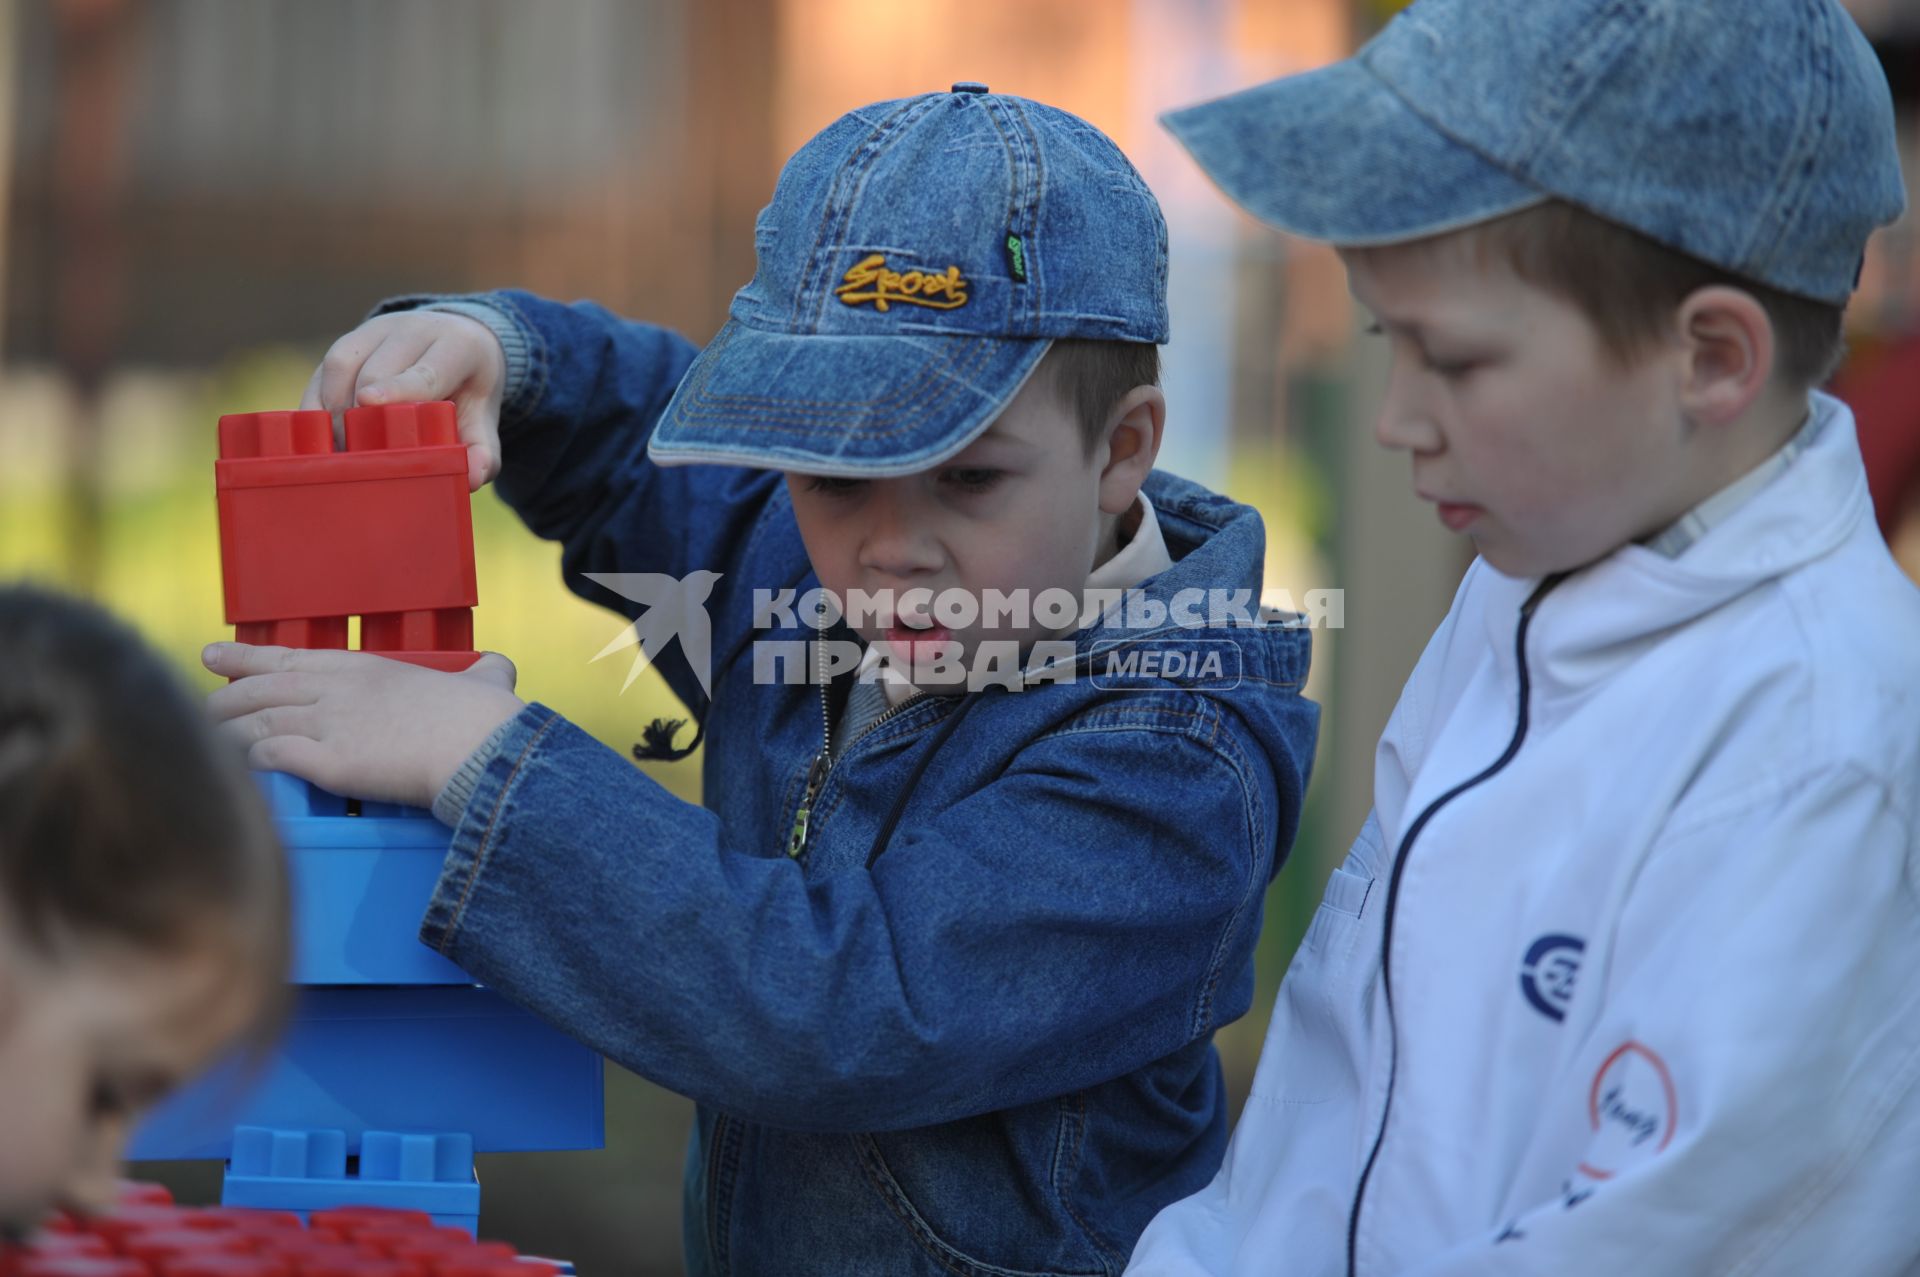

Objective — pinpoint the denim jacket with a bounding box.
[395,291,1320,1277]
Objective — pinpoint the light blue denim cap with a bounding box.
[1162,0,1905,305]
[649,85,1169,475]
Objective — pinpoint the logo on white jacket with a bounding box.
[1519,933,1584,1022]
[1578,1041,1677,1180]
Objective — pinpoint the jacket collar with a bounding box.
[1481,391,1870,698]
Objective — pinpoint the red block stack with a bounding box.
[215,401,480,673]
[0,1185,560,1277]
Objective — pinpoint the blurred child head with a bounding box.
[0,586,288,1232]
[1163,0,1904,578]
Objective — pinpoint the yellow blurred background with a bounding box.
[3,1,1915,1271]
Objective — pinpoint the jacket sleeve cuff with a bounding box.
[366,293,540,428]
[419,701,564,955]
[430,716,519,828]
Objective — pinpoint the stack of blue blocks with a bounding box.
[132,773,604,1232]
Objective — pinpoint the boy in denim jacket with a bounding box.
[1127,2,1920,1274]
[206,86,1319,1276]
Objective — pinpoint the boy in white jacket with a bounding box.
[1128,1,1920,1274]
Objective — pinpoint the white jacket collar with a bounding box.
[1479,391,1871,700]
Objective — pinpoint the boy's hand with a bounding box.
[302,311,507,491]
[203,643,525,810]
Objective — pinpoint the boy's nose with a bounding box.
[61,1118,129,1217]
[859,532,943,579]
[857,495,943,579]
[60,1136,124,1221]
[1373,366,1446,456]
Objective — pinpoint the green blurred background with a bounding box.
[4,1,1916,1272]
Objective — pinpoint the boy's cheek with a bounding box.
[0,1073,74,1228]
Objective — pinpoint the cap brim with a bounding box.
[1161,58,1546,245]
[648,320,1051,477]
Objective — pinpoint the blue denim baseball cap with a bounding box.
[1163,0,1905,305]
[648,86,1169,476]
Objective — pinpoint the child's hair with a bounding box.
[1370,200,1847,390]
[1044,339,1162,455]
[0,585,289,1042]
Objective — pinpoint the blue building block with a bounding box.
[257,771,473,985]
[128,769,605,1236]
[130,986,604,1161]
[221,1126,480,1233]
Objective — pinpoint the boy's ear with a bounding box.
[1675,286,1775,429]
[1097,386,1166,516]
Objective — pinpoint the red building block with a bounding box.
[119,1233,254,1269]
[115,1186,176,1210]
[12,1259,151,1277]
[215,402,479,672]
[0,1182,574,1277]
[159,1257,293,1277]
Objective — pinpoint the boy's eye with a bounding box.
[806,476,868,498]
[1363,320,1482,379]
[89,1078,127,1117]
[940,468,1004,493]
[1424,354,1481,379]
[89,1069,166,1119]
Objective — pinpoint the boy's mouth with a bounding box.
[885,620,953,661]
[1435,501,1483,532]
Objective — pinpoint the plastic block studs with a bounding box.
[0,1178,569,1274]
[222,1128,480,1233]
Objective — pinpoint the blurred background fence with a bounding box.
[3,1,1916,1271]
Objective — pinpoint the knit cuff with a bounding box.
[431,717,518,828]
[420,299,533,417]
[366,293,535,428]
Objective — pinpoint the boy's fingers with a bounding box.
[246,733,330,783]
[223,704,317,749]
[356,356,440,407]
[351,333,440,406]
[202,642,287,678]
[314,328,392,415]
[299,362,347,450]
[456,395,504,491]
[465,442,497,492]
[298,361,325,412]
[202,641,265,677]
[464,651,518,692]
[202,642,360,678]
[205,671,321,723]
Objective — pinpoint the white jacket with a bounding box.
[1127,392,1920,1277]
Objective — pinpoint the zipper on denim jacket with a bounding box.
[786,612,838,859]
[786,634,922,861]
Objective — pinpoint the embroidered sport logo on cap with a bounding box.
[835,254,970,312]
